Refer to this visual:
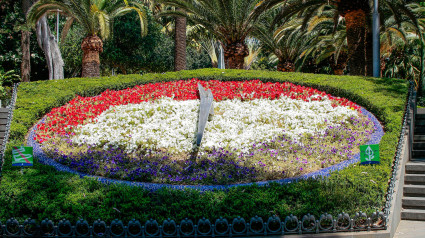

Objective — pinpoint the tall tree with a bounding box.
[27,0,148,78]
[277,0,419,76]
[294,9,349,75]
[158,0,281,69]
[253,13,309,72]
[21,0,32,82]
[36,15,64,79]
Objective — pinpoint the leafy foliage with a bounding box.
[0,69,20,85]
[0,0,48,80]
[102,11,174,74]
[27,0,148,40]
[157,0,277,44]
[26,0,150,78]
[60,11,212,76]
[0,69,20,104]
[59,24,84,78]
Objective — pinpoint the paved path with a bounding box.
[394,220,425,238]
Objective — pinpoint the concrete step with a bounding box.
[403,197,425,209]
[415,127,425,134]
[413,142,425,150]
[0,110,8,119]
[401,209,425,220]
[406,161,425,174]
[410,158,425,163]
[416,111,425,120]
[414,135,425,141]
[412,150,425,158]
[404,185,425,196]
[416,120,425,126]
[405,174,425,185]
[0,118,7,125]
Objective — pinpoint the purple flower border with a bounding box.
[27,107,383,191]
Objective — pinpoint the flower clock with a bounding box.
[31,79,382,187]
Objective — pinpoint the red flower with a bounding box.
[35,79,361,143]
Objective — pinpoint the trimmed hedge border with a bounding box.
[26,107,384,191]
[0,69,409,222]
[10,69,407,140]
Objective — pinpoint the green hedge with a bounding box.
[2,69,408,222]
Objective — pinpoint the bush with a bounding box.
[3,69,408,222]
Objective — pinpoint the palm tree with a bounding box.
[380,4,424,84]
[137,1,187,71]
[301,31,349,75]
[254,14,309,72]
[296,10,349,75]
[244,38,261,70]
[158,0,282,69]
[186,24,219,67]
[297,1,423,76]
[27,0,148,78]
[382,38,421,82]
[276,0,420,76]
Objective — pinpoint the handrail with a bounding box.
[409,82,417,161]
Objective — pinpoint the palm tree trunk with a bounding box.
[174,14,187,71]
[81,35,103,78]
[277,58,295,72]
[345,9,366,76]
[20,0,32,82]
[21,31,31,82]
[224,42,248,69]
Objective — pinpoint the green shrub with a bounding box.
[3,69,408,222]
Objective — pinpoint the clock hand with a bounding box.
[196,83,214,146]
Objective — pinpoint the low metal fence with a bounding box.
[0,212,386,237]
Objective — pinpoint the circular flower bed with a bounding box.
[32,79,380,186]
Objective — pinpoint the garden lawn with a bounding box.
[1,69,408,222]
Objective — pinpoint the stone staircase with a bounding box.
[0,108,8,146]
[402,109,425,220]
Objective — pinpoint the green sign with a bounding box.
[360,144,380,165]
[12,146,33,166]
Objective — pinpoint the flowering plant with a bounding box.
[34,79,374,185]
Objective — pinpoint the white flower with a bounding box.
[71,96,359,154]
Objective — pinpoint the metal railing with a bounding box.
[409,85,417,160]
[0,212,386,237]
